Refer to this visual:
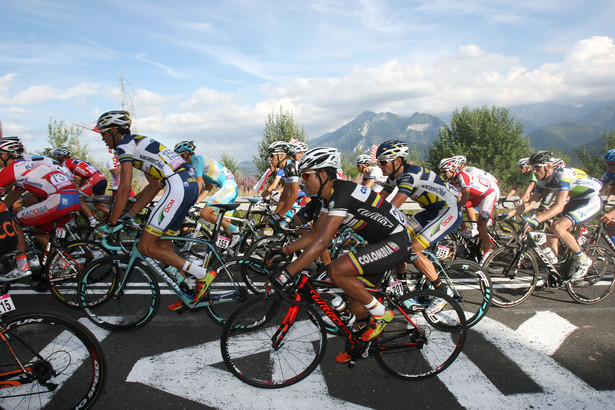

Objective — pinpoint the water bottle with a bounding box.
[577,227,588,246]
[541,247,558,265]
[331,295,356,327]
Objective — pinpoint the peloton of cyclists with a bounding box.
[506,151,602,280]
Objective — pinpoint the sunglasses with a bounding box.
[378,160,390,166]
[531,165,545,170]
[301,171,317,180]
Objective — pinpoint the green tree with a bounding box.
[44,118,94,163]
[576,129,615,178]
[425,105,531,190]
[253,106,308,175]
[221,152,241,177]
[340,146,364,181]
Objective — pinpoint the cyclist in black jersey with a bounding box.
[270,147,411,363]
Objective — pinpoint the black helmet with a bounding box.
[528,151,553,166]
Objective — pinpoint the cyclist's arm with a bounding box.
[130,174,162,215]
[284,214,344,275]
[606,184,615,203]
[275,181,298,217]
[363,178,375,189]
[519,181,536,203]
[459,189,470,207]
[109,161,134,224]
[533,190,568,223]
[504,183,520,200]
[507,190,545,218]
[196,177,212,203]
[261,176,281,199]
[388,191,409,209]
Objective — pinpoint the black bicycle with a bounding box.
[220,270,467,388]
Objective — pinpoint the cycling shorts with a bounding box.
[345,230,411,281]
[560,195,602,225]
[79,173,108,198]
[16,191,81,232]
[406,206,463,248]
[465,184,500,221]
[145,170,199,237]
[206,180,238,216]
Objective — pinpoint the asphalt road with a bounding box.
[7,283,615,410]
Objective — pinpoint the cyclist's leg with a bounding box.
[477,189,498,256]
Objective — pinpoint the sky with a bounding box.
[1,0,615,165]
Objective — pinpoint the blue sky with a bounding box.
[1,0,614,164]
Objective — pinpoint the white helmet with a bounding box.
[299,147,341,171]
[267,141,290,154]
[288,141,309,154]
[356,154,372,165]
[96,110,132,132]
[438,157,458,172]
[452,155,466,165]
[517,157,530,167]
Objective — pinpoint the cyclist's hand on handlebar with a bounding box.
[522,217,539,232]
[496,213,509,222]
[268,268,296,289]
[97,222,123,235]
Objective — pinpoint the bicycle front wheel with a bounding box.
[0,311,105,409]
[567,244,615,304]
[482,246,538,307]
[375,289,466,380]
[443,259,492,327]
[47,240,109,308]
[78,255,160,331]
[221,294,327,388]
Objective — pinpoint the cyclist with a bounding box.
[356,154,387,193]
[599,149,615,229]
[173,140,240,244]
[507,151,602,279]
[51,147,110,226]
[0,139,81,280]
[376,141,461,302]
[266,141,307,227]
[269,147,411,362]
[441,156,500,262]
[96,110,212,306]
[503,157,536,205]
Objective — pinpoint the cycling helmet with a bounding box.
[376,140,409,162]
[51,147,71,158]
[174,140,196,154]
[0,140,22,157]
[517,157,530,167]
[96,110,132,132]
[439,157,458,172]
[0,119,2,139]
[551,157,566,169]
[528,150,553,166]
[299,147,341,171]
[267,141,290,154]
[356,154,372,165]
[288,141,308,154]
[604,148,615,162]
[452,155,467,165]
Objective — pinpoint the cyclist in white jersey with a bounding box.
[356,154,386,193]
[96,111,214,306]
[507,151,602,280]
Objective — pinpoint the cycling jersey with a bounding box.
[107,156,121,190]
[116,134,188,180]
[382,164,459,211]
[190,155,238,208]
[22,154,73,181]
[452,168,495,199]
[516,170,537,185]
[0,160,81,231]
[0,202,18,255]
[284,159,300,184]
[534,168,603,199]
[323,180,411,278]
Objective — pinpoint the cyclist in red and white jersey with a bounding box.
[440,156,500,262]
[0,139,81,278]
[51,148,110,226]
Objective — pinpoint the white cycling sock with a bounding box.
[182,261,207,279]
[364,297,386,317]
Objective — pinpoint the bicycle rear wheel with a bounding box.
[442,259,492,327]
[221,294,327,388]
[78,255,160,331]
[567,244,615,303]
[375,289,466,380]
[481,246,538,307]
[0,311,105,409]
[47,240,109,308]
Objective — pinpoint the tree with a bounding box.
[44,117,94,163]
[576,129,615,178]
[425,105,531,190]
[253,106,308,175]
[221,152,241,177]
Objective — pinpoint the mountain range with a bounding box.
[239,100,615,175]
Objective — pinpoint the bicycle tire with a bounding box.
[375,289,466,380]
[0,311,105,409]
[442,259,492,327]
[203,257,260,327]
[78,254,160,331]
[241,235,293,294]
[482,245,538,307]
[220,294,327,388]
[47,240,110,309]
[567,244,615,304]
